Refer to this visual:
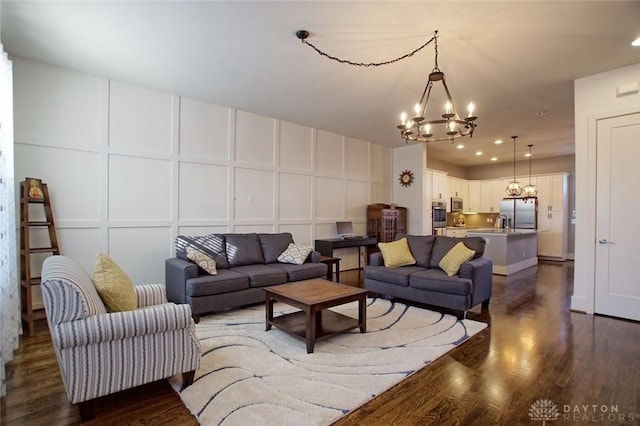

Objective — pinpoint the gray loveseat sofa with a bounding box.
[166,232,327,321]
[364,235,493,319]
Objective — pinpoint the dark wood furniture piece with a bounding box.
[314,237,378,269]
[319,256,341,282]
[367,204,407,243]
[20,178,60,336]
[264,279,367,353]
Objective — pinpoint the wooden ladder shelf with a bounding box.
[20,178,60,336]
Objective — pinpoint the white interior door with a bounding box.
[595,112,640,321]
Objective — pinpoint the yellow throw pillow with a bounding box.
[92,253,137,312]
[378,237,416,268]
[439,242,476,276]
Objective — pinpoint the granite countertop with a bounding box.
[467,228,538,235]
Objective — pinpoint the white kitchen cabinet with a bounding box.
[468,181,481,212]
[479,180,503,213]
[446,228,468,238]
[535,173,569,260]
[536,174,568,212]
[431,171,449,203]
[537,210,567,259]
[448,177,468,200]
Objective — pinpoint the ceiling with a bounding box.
[2,1,639,167]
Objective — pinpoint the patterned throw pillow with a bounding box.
[378,237,416,268]
[439,242,476,276]
[277,243,314,265]
[92,253,137,312]
[186,246,218,275]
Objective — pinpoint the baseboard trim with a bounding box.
[492,257,538,276]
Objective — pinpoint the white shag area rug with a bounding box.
[171,297,487,426]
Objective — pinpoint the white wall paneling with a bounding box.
[109,81,175,156]
[278,172,312,220]
[346,137,369,180]
[179,97,231,161]
[316,130,344,175]
[13,59,105,149]
[15,144,101,221]
[315,177,344,220]
[346,180,369,220]
[278,224,314,247]
[108,227,173,284]
[179,162,229,221]
[108,155,172,221]
[235,110,275,167]
[234,167,275,220]
[13,57,393,282]
[279,121,313,172]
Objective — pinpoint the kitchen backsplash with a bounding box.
[447,212,500,228]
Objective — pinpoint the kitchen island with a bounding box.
[467,229,538,275]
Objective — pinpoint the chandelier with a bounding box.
[397,31,478,143]
[522,144,538,201]
[505,135,522,197]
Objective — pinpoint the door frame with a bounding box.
[571,106,640,314]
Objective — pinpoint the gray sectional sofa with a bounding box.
[165,232,327,321]
[364,235,493,319]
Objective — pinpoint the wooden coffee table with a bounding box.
[264,279,367,353]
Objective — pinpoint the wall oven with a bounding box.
[432,201,447,235]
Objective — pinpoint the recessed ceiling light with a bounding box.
[536,110,550,116]
[475,151,483,156]
[494,139,503,144]
[632,37,640,47]
[456,143,464,149]
[491,157,498,161]
[524,152,532,157]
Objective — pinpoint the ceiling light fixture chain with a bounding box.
[295,29,437,68]
[505,135,523,197]
[397,31,478,144]
[522,144,538,202]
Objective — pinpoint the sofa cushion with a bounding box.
[258,233,295,264]
[429,236,486,269]
[92,253,137,312]
[230,264,288,288]
[439,242,476,276]
[278,243,314,265]
[185,269,250,297]
[268,262,328,282]
[225,233,265,267]
[409,269,473,296]
[186,247,217,275]
[363,265,425,287]
[402,235,436,268]
[378,237,416,268]
[175,234,229,269]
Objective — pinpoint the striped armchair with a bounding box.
[41,255,201,420]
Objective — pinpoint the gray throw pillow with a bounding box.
[258,233,295,264]
[175,234,229,269]
[225,233,265,267]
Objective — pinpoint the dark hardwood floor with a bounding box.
[2,261,639,425]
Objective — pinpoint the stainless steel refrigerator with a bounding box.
[499,198,537,229]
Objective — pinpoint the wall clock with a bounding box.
[399,170,414,187]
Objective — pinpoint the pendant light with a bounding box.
[523,144,538,201]
[505,135,522,197]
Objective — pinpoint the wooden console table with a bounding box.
[314,237,378,269]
